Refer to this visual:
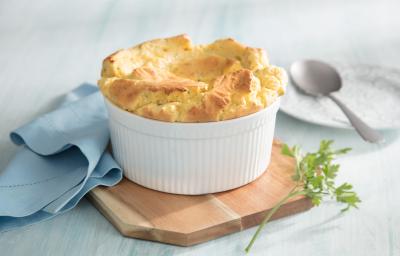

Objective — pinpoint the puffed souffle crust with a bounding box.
[98,34,287,122]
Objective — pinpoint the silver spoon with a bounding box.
[289,60,384,143]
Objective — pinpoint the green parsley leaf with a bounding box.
[244,140,360,253]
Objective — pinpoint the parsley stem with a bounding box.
[244,141,359,253]
[244,188,305,253]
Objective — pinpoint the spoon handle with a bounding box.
[328,94,384,143]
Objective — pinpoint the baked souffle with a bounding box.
[98,35,287,122]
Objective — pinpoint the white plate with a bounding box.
[280,63,400,130]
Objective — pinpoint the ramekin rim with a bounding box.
[104,96,281,127]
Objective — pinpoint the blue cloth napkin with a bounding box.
[0,84,122,231]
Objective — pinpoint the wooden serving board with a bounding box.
[88,141,312,246]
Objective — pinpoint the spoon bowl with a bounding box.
[290,60,342,96]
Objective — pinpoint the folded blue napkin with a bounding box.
[0,84,122,231]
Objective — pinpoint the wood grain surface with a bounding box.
[88,141,312,246]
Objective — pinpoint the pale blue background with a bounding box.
[0,0,399,255]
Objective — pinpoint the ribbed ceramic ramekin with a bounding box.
[104,98,280,195]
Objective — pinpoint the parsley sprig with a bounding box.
[244,140,361,253]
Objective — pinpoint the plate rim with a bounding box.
[279,106,400,130]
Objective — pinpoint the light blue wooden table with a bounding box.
[1,0,399,255]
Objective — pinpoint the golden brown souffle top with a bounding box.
[98,35,287,122]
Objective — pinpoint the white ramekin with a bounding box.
[105,98,280,195]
